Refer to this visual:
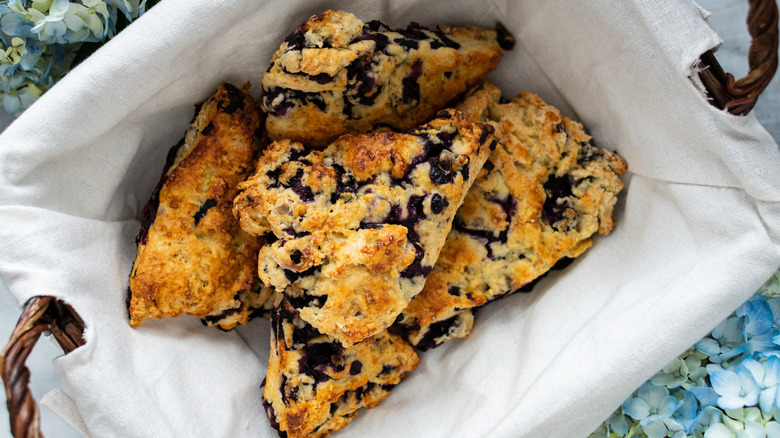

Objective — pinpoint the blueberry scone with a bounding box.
[262,10,514,147]
[233,109,494,346]
[394,82,628,350]
[128,83,273,330]
[262,294,419,438]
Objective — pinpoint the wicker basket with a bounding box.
[2,1,778,436]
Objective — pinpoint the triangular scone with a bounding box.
[234,109,494,346]
[394,82,628,349]
[261,10,514,147]
[262,295,419,438]
[129,83,273,330]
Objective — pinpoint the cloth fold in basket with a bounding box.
[1,0,779,436]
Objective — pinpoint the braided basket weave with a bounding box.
[2,1,778,436]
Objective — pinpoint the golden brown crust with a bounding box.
[128,83,271,330]
[262,296,419,438]
[233,110,494,346]
[395,82,628,349]
[261,10,508,147]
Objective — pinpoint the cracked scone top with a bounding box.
[262,294,418,438]
[262,10,513,147]
[394,82,628,350]
[128,83,272,330]
[233,109,494,346]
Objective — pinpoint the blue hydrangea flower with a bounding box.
[671,389,701,434]
[751,420,780,438]
[594,271,780,438]
[75,0,110,41]
[696,316,748,365]
[28,0,80,44]
[651,358,691,389]
[740,357,780,413]
[0,0,148,116]
[736,299,780,361]
[1,4,33,37]
[739,299,775,337]
[710,364,760,410]
[704,407,780,438]
[605,409,628,436]
[623,382,682,427]
[641,417,686,438]
[697,405,724,429]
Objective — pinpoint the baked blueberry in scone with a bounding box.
[394,82,628,350]
[261,10,514,147]
[128,83,274,330]
[262,294,419,438]
[233,109,494,346]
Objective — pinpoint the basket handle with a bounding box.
[1,296,85,438]
[698,0,779,115]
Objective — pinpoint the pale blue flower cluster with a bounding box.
[0,0,146,115]
[592,270,780,438]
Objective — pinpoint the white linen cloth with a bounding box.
[1,0,779,436]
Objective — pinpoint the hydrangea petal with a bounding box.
[738,368,761,404]
[62,12,85,32]
[2,94,21,114]
[712,319,728,340]
[766,421,780,438]
[67,27,90,42]
[699,406,725,428]
[720,344,749,363]
[658,395,683,418]
[639,382,669,408]
[82,13,103,37]
[49,0,70,16]
[749,331,780,355]
[0,11,28,37]
[761,387,778,414]
[17,87,37,108]
[651,372,687,389]
[674,390,700,434]
[719,395,750,410]
[742,360,766,383]
[744,300,774,335]
[19,44,44,70]
[642,420,671,438]
[703,423,734,438]
[7,0,26,14]
[745,420,769,438]
[697,338,722,355]
[623,397,651,421]
[712,371,743,398]
[765,357,780,385]
[606,411,628,435]
[27,8,45,22]
[691,386,722,408]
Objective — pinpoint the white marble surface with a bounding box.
[1,1,779,437]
